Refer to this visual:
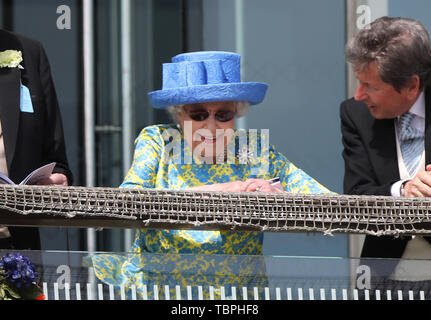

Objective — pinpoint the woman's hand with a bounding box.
[186,181,247,192]
[243,179,283,193]
[186,179,283,193]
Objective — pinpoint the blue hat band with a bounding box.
[149,82,268,109]
[162,59,241,89]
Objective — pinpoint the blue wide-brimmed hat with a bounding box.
[148,51,268,109]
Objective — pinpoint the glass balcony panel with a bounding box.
[2,249,429,300]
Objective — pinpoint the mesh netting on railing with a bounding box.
[0,184,431,236]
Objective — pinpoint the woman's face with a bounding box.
[177,101,237,163]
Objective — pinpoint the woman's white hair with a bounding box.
[166,101,250,124]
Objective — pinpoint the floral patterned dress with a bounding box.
[90,124,331,299]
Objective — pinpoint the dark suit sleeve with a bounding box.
[37,42,73,185]
[340,101,393,196]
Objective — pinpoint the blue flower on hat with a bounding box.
[148,51,268,109]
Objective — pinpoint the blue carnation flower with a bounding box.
[0,253,39,288]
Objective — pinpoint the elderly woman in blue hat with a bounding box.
[91,51,331,299]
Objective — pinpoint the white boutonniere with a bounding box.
[0,50,23,68]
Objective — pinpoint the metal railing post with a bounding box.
[121,0,135,252]
[83,0,97,299]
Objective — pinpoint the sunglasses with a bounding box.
[186,108,236,122]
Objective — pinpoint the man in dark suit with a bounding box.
[0,29,73,250]
[341,17,431,296]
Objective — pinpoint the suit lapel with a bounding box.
[0,68,21,172]
[0,30,26,173]
[370,117,400,184]
[0,30,28,87]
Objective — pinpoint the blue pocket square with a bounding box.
[20,83,34,113]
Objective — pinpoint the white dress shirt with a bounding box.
[390,91,426,196]
[388,91,431,281]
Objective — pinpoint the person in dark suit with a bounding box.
[341,16,431,297]
[0,29,73,250]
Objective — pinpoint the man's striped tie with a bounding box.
[398,112,424,176]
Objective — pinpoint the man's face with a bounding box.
[354,61,415,119]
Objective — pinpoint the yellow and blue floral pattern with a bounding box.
[91,124,331,299]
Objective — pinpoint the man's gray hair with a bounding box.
[166,101,250,123]
[346,16,431,91]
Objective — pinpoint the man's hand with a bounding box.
[403,164,431,197]
[36,173,68,186]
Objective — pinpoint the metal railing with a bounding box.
[1,185,431,235]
